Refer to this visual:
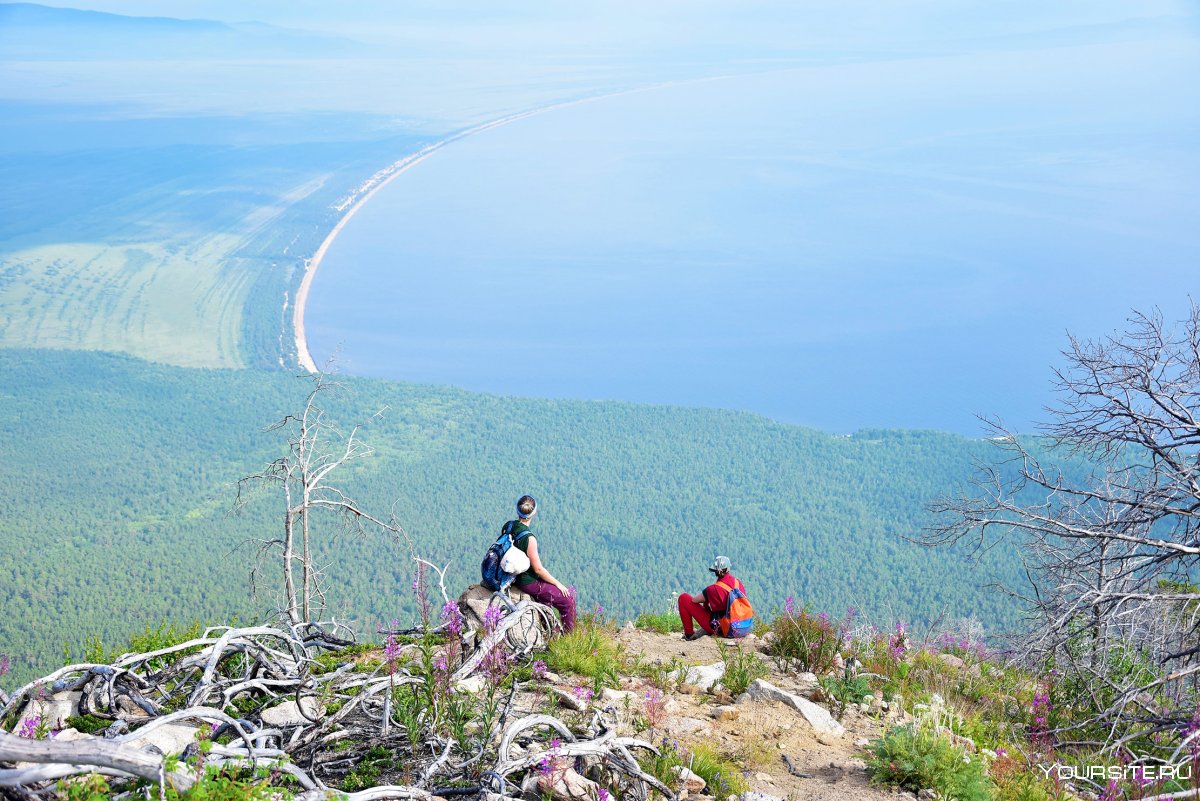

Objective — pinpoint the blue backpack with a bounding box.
[480,521,530,591]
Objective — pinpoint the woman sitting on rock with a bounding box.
[508,494,576,633]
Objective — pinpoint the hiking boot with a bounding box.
[683,632,706,642]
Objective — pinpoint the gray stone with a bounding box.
[455,675,487,694]
[739,792,785,801]
[854,737,871,748]
[711,705,740,721]
[457,584,546,651]
[665,716,710,736]
[127,722,201,756]
[949,732,977,753]
[537,766,600,801]
[13,691,81,733]
[260,698,323,727]
[816,730,842,746]
[745,679,845,737]
[600,688,638,706]
[674,662,726,692]
[672,766,707,794]
[547,686,587,711]
[937,653,965,670]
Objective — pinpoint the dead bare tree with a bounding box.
[926,304,1200,749]
[238,373,406,625]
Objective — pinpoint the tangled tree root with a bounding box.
[0,615,677,801]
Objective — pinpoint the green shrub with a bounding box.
[636,609,683,634]
[766,608,840,673]
[718,642,768,696]
[686,742,749,801]
[867,724,993,801]
[820,674,871,717]
[63,714,110,734]
[640,740,747,801]
[546,619,624,694]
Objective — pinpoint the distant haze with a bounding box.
[3,1,1199,434]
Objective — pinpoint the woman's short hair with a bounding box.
[517,495,537,518]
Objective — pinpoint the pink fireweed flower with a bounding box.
[383,633,403,675]
[888,621,910,661]
[573,685,594,702]
[645,688,666,728]
[598,789,611,801]
[19,715,40,739]
[482,604,504,633]
[1030,685,1053,750]
[1184,705,1200,760]
[1096,779,1120,801]
[441,601,464,636]
[0,654,9,678]
[531,660,548,680]
[784,596,797,617]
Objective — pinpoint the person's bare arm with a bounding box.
[690,592,706,605]
[527,537,568,594]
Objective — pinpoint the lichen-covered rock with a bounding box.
[127,722,201,756]
[260,697,323,727]
[12,691,81,733]
[536,766,601,801]
[745,679,845,736]
[674,662,725,691]
[672,765,707,794]
[457,584,547,651]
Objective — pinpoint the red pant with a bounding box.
[523,580,577,633]
[677,594,714,637]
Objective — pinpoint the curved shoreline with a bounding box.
[293,96,626,372]
[292,77,730,372]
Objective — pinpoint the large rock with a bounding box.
[740,793,785,801]
[672,766,707,794]
[674,662,725,692]
[600,688,638,706]
[664,716,709,737]
[458,584,547,651]
[938,653,966,670]
[127,722,201,756]
[455,675,487,695]
[261,697,323,727]
[12,691,81,733]
[536,766,601,801]
[745,679,845,736]
[547,686,588,712]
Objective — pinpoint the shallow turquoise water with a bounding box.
[308,38,1200,434]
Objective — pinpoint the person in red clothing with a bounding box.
[677,555,748,641]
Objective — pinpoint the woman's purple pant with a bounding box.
[521,580,577,633]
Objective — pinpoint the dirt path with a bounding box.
[610,627,902,801]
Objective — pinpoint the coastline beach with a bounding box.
[292,96,624,372]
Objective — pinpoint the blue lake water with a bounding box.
[307,37,1200,435]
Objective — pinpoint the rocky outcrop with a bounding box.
[742,678,845,736]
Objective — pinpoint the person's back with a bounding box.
[507,494,576,633]
[678,555,752,640]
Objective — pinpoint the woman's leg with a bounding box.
[523,580,577,633]
[677,594,714,637]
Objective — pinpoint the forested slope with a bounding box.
[0,349,1030,684]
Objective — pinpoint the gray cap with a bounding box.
[709,555,732,574]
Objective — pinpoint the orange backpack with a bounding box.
[716,576,755,638]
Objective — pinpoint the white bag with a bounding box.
[500,543,531,575]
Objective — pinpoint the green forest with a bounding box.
[0,348,1039,685]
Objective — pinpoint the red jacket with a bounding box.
[703,574,746,618]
